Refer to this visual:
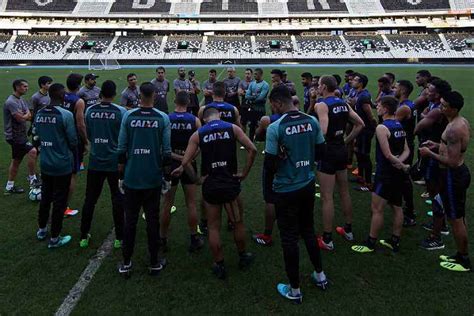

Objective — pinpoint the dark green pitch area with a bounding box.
[0,66,473,315]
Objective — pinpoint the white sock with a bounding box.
[291,287,301,296]
[28,174,37,182]
[6,181,14,190]
[315,271,326,282]
[38,227,47,233]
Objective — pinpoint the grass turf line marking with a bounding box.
[55,230,115,316]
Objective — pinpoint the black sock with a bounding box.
[391,234,400,245]
[323,232,332,243]
[264,229,272,236]
[367,236,377,248]
[344,223,352,233]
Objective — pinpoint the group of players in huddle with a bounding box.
[2,66,470,304]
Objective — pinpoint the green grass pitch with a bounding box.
[0,65,473,315]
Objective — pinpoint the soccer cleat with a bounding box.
[48,235,72,249]
[353,184,372,192]
[79,234,91,248]
[315,192,321,198]
[276,284,303,304]
[336,226,354,241]
[440,261,471,272]
[420,191,430,198]
[403,216,417,227]
[142,212,146,220]
[439,254,459,263]
[425,199,432,206]
[4,186,25,195]
[422,222,449,236]
[80,162,85,171]
[420,236,445,251]
[379,239,399,253]
[36,229,47,241]
[118,261,132,278]
[239,146,245,150]
[64,207,79,217]
[114,239,122,249]
[426,211,433,217]
[149,261,165,276]
[189,236,204,253]
[317,236,334,251]
[351,244,374,253]
[413,179,426,186]
[170,206,177,214]
[212,263,227,280]
[252,233,273,246]
[238,252,255,269]
[311,272,329,291]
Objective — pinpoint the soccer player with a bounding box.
[120,73,140,110]
[161,91,203,253]
[419,91,471,272]
[79,80,126,249]
[251,101,283,246]
[375,76,395,103]
[78,73,101,108]
[394,80,417,226]
[282,70,296,96]
[30,76,52,121]
[62,73,88,216]
[173,67,199,115]
[301,72,313,113]
[416,79,452,247]
[4,79,38,194]
[332,74,343,98]
[270,69,284,88]
[172,107,257,280]
[203,69,217,105]
[238,68,253,133]
[30,76,53,150]
[117,82,171,277]
[315,76,365,251]
[151,66,170,113]
[352,96,410,254]
[35,83,77,248]
[352,73,376,192]
[265,85,328,303]
[198,81,241,126]
[223,66,241,108]
[342,70,355,96]
[384,72,396,89]
[245,68,269,141]
[414,70,432,123]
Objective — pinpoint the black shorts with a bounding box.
[317,144,348,175]
[356,130,374,155]
[72,142,85,174]
[438,165,471,219]
[240,106,251,126]
[171,161,197,186]
[262,168,276,204]
[8,140,34,160]
[424,157,440,186]
[202,174,241,205]
[373,177,403,207]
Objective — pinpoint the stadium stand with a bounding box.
[108,35,164,59]
[287,0,348,13]
[109,0,171,14]
[295,34,356,59]
[8,35,69,59]
[204,34,253,58]
[200,0,258,13]
[5,0,76,12]
[379,0,451,11]
[386,33,449,58]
